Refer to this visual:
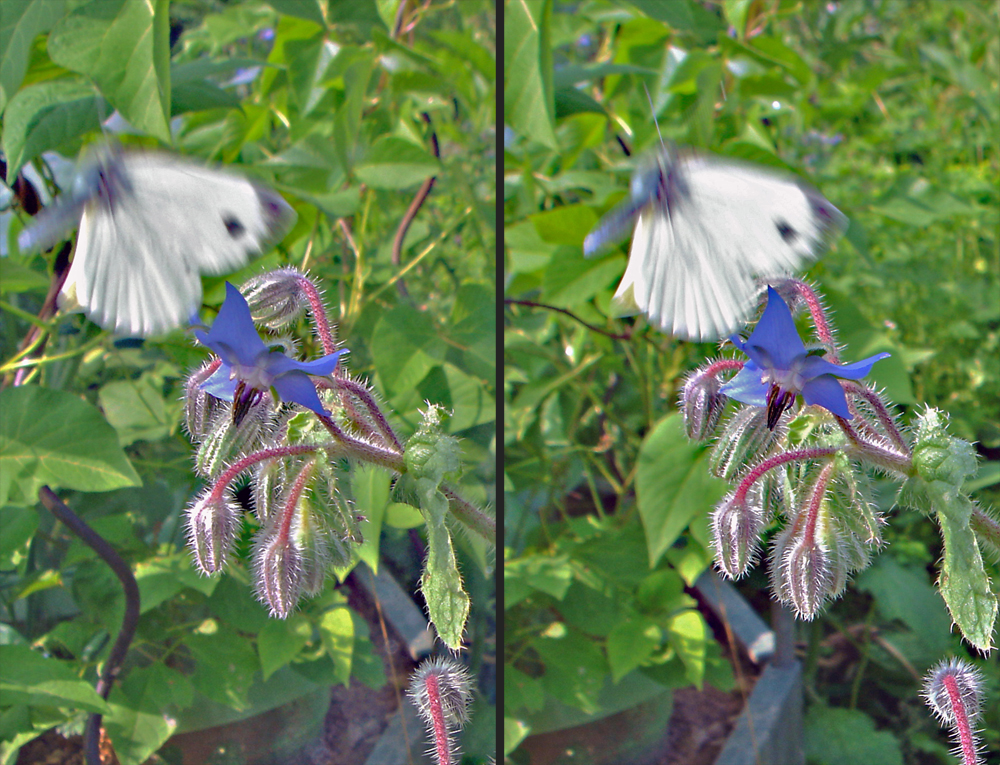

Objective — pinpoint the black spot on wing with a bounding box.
[224,215,246,239]
[775,219,797,243]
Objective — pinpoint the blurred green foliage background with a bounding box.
[1,1,495,762]
[503,1,997,763]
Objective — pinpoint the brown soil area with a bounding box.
[659,684,748,765]
[15,728,120,765]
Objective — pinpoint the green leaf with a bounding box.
[326,0,386,30]
[407,406,469,648]
[937,493,996,652]
[2,79,101,183]
[98,374,171,447]
[629,0,721,38]
[185,626,259,711]
[0,644,111,713]
[105,663,190,764]
[383,501,423,529]
[539,247,625,309]
[268,0,327,28]
[667,609,707,687]
[871,179,980,226]
[171,79,240,115]
[48,0,171,143]
[743,35,814,86]
[258,615,312,681]
[503,0,557,149]
[353,463,391,572]
[0,0,65,113]
[636,414,728,567]
[0,507,38,563]
[0,386,142,507]
[370,304,447,397]
[430,28,494,81]
[504,716,530,757]
[331,48,375,173]
[318,606,354,686]
[438,363,495,432]
[804,706,903,765]
[134,554,216,614]
[854,558,951,653]
[533,628,607,715]
[504,553,573,608]
[505,666,545,715]
[0,258,50,293]
[206,576,270,634]
[529,204,597,247]
[722,0,752,35]
[285,33,332,115]
[450,282,496,380]
[554,86,605,119]
[607,617,660,682]
[355,135,438,190]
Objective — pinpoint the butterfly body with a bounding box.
[19,147,296,337]
[585,147,847,341]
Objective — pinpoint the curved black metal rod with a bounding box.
[38,486,141,765]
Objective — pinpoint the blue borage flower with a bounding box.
[196,282,345,422]
[720,286,889,429]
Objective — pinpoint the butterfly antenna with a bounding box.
[642,82,666,151]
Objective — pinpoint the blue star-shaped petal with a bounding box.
[196,282,345,419]
[719,287,889,429]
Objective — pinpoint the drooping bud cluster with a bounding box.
[180,269,402,616]
[680,279,903,618]
[178,268,491,654]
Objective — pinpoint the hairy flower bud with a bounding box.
[241,267,310,330]
[252,457,286,524]
[186,488,242,575]
[184,359,224,442]
[922,658,985,765]
[771,462,838,619]
[680,366,727,441]
[311,468,363,567]
[252,458,318,617]
[195,399,274,478]
[253,524,303,619]
[710,407,784,482]
[295,498,332,597]
[408,657,473,765]
[711,481,768,579]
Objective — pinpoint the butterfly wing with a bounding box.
[60,152,296,336]
[611,153,846,341]
[18,194,89,254]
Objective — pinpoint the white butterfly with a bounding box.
[584,146,847,341]
[18,146,296,337]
